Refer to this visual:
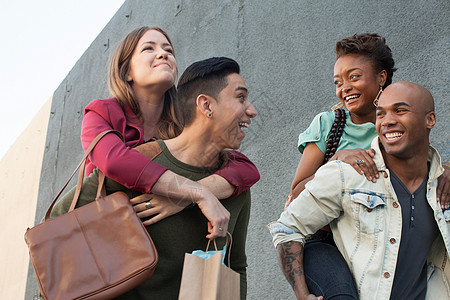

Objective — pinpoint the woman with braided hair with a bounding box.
[287,33,450,299]
[289,33,394,203]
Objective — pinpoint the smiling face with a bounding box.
[376,82,435,159]
[127,29,177,95]
[334,54,386,123]
[211,73,257,149]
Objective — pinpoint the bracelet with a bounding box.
[443,162,450,168]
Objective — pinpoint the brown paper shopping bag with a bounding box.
[178,234,240,300]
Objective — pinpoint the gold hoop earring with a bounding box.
[373,87,383,107]
[331,102,343,111]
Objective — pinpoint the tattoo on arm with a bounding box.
[277,241,305,290]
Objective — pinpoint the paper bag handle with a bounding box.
[205,232,233,267]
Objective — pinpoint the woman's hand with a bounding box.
[130,190,230,239]
[130,193,187,226]
[151,170,230,240]
[195,190,230,239]
[437,163,450,210]
[330,148,379,182]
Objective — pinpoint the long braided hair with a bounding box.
[323,108,346,163]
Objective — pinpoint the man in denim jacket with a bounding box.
[269,81,450,300]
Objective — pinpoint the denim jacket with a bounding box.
[268,138,450,299]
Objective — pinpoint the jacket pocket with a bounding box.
[350,191,386,234]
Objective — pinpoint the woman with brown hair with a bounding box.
[81,26,259,239]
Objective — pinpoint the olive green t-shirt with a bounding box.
[51,140,251,299]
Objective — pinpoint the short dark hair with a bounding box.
[177,57,240,126]
[335,33,397,89]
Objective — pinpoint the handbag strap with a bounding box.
[96,170,107,200]
[44,130,123,221]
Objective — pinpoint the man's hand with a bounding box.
[305,296,323,300]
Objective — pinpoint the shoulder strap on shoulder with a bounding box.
[134,141,163,161]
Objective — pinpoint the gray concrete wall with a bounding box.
[27,0,449,299]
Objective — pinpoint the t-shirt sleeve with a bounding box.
[297,111,334,154]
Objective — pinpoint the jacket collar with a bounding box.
[370,137,443,182]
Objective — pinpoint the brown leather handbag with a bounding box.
[24,130,158,300]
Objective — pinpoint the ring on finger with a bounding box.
[356,159,365,165]
[145,201,152,209]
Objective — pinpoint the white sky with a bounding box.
[0,0,126,159]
